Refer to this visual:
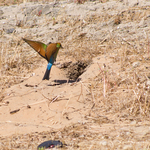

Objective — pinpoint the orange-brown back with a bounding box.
[45,43,58,61]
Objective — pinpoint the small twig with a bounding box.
[3,90,36,101]
[100,38,107,44]
[10,109,20,114]
[91,89,96,106]
[91,103,95,109]
[10,95,61,115]
[77,82,84,102]
[121,37,134,47]
[50,95,60,104]
[41,93,61,107]
[80,81,90,93]
[132,89,139,99]
[97,62,106,97]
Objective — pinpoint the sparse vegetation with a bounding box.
[0,0,150,149]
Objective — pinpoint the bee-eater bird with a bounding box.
[23,38,63,80]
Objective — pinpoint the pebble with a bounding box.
[6,28,15,34]
[132,61,140,68]
[100,141,108,146]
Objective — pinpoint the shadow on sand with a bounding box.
[47,78,81,86]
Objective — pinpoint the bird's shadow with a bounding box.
[47,78,81,86]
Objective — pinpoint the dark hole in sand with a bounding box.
[60,60,88,80]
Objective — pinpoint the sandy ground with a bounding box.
[0,0,150,149]
[0,55,115,136]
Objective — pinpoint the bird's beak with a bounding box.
[61,45,63,49]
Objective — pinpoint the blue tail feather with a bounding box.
[47,62,53,70]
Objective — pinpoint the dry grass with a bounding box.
[0,0,150,149]
[88,37,150,118]
[0,121,150,149]
[0,36,43,96]
[0,0,55,6]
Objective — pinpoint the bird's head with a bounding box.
[56,43,63,49]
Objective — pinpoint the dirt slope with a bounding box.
[0,0,150,149]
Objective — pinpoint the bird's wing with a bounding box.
[45,43,58,62]
[23,38,47,60]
